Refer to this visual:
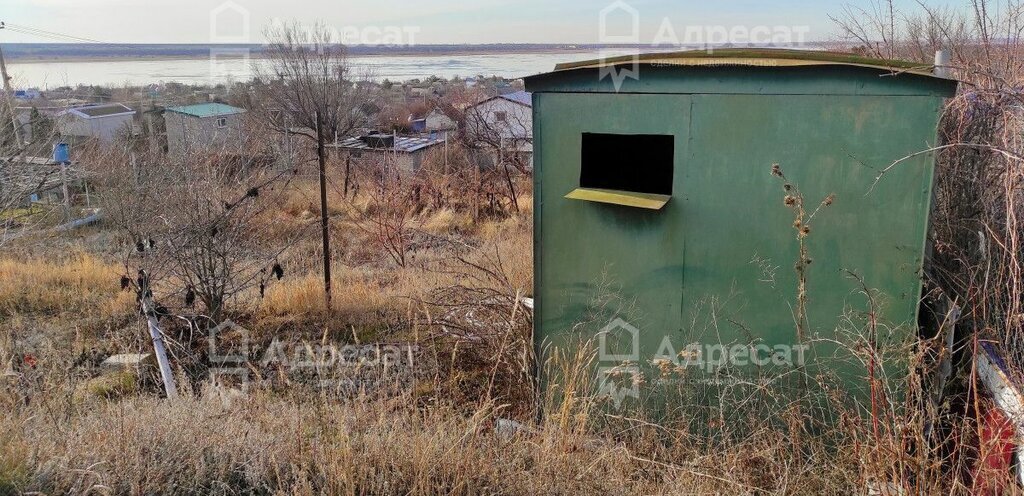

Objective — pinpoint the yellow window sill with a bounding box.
[564,188,671,210]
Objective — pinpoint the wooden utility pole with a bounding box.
[315,110,332,307]
[343,155,351,197]
[0,22,23,144]
[59,160,70,220]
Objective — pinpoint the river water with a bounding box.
[7,51,640,88]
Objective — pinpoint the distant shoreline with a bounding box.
[4,42,827,64]
[8,49,601,64]
[3,43,674,64]
[3,43,833,87]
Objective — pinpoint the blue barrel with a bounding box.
[53,142,70,164]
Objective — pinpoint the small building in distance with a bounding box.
[464,90,533,169]
[57,103,136,144]
[328,133,446,174]
[424,108,458,138]
[13,88,42,100]
[164,103,247,157]
[408,116,427,133]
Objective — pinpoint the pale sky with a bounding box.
[3,0,966,45]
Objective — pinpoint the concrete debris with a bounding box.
[100,353,155,371]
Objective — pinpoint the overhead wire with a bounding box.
[3,22,143,48]
[4,27,91,44]
[3,27,70,43]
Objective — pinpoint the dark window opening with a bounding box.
[580,133,674,195]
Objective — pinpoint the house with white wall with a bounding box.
[164,103,246,158]
[424,108,457,138]
[464,90,532,169]
[57,103,135,144]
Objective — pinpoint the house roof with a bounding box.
[469,90,533,110]
[499,90,532,106]
[329,134,445,154]
[543,48,948,80]
[66,103,135,119]
[427,106,461,122]
[165,102,246,118]
[2,155,56,165]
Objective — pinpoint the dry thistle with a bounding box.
[652,358,675,378]
[678,348,699,361]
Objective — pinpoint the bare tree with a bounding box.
[251,21,372,148]
[250,22,373,306]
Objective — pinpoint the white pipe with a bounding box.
[141,292,177,399]
[934,50,952,79]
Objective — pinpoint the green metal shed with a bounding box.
[523,49,958,410]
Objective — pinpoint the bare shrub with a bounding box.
[350,162,419,268]
[95,148,303,325]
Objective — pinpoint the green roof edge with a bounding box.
[551,48,938,76]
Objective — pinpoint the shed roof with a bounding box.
[165,102,246,118]
[547,48,945,79]
[66,103,135,119]
[329,134,445,154]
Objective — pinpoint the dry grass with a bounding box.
[0,211,1014,495]
[0,254,133,318]
[421,208,475,234]
[0,375,874,495]
[254,204,532,338]
[4,338,989,495]
[257,271,401,328]
[3,392,639,495]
